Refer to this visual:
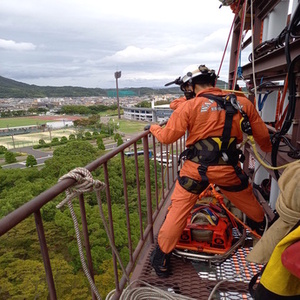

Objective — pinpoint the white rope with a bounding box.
[106,280,197,300]
[57,167,129,300]
[57,168,105,299]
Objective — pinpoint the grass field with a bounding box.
[0,117,49,128]
[117,119,147,133]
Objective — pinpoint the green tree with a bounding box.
[60,136,68,144]
[43,141,98,178]
[39,139,46,145]
[117,136,123,146]
[135,100,151,108]
[107,119,115,135]
[4,151,16,164]
[69,134,76,140]
[0,170,47,217]
[95,259,122,299]
[0,145,7,154]
[92,131,99,138]
[51,258,90,300]
[26,155,37,167]
[97,137,105,150]
[114,133,121,142]
[0,141,161,299]
[0,259,48,299]
[77,133,83,140]
[84,131,92,140]
[51,137,60,146]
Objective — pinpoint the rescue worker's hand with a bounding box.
[144,124,151,131]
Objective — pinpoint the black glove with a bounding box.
[144,124,151,131]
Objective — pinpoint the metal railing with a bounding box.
[0,129,186,300]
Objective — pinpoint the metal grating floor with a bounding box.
[136,237,263,300]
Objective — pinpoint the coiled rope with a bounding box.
[106,280,197,300]
[56,167,129,300]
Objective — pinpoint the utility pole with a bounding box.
[11,134,15,149]
[114,71,121,119]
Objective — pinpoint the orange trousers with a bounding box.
[158,160,265,254]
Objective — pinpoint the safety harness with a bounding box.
[178,94,250,194]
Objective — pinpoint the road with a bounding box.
[2,134,144,170]
[2,141,119,169]
[2,147,53,169]
[10,146,52,159]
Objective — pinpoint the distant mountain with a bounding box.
[0,76,228,98]
[0,76,107,98]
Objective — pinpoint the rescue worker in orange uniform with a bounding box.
[170,96,186,110]
[148,64,272,277]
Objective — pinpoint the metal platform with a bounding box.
[134,237,263,300]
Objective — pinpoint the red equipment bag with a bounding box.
[176,184,236,255]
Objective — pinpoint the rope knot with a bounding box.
[56,167,105,209]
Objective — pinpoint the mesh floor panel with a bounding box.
[136,239,263,300]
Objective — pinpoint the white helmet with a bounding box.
[180,64,217,85]
[219,0,236,6]
[164,64,218,100]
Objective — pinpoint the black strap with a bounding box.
[197,165,209,184]
[222,100,237,150]
[218,165,249,192]
[177,172,209,194]
[201,94,237,151]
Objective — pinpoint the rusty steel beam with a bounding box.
[242,39,300,81]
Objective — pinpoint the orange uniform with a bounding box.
[170,96,187,110]
[150,87,272,254]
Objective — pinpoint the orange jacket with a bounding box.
[170,96,187,110]
[150,87,272,152]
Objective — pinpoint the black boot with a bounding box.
[246,217,267,236]
[150,244,171,278]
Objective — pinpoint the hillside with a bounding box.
[0,76,107,98]
[0,75,227,98]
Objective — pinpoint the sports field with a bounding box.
[0,116,79,149]
[0,128,77,149]
[0,115,80,128]
[0,116,147,149]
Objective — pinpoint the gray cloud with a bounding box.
[0,0,237,88]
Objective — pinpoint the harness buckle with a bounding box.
[227,94,242,112]
[221,152,229,162]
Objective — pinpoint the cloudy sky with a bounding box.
[0,0,240,89]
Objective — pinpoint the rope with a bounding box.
[275,74,289,130]
[57,168,105,299]
[56,167,129,300]
[216,11,237,83]
[106,280,197,300]
[248,135,294,170]
[200,184,261,239]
